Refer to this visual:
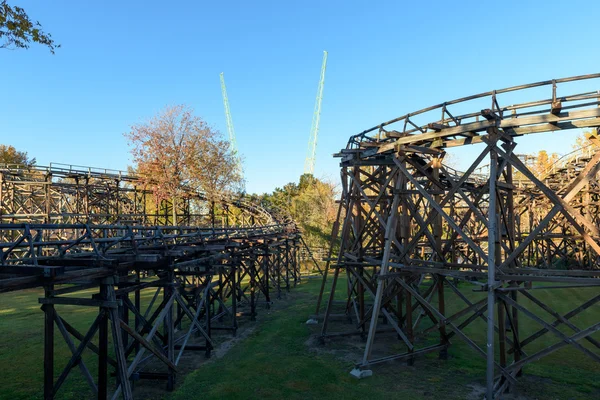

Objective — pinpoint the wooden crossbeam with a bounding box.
[380,108,600,151]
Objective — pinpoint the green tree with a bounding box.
[259,174,337,250]
[0,1,59,53]
[0,144,35,166]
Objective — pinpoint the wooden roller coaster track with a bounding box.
[0,163,303,399]
[315,73,600,399]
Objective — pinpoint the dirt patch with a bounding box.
[466,384,533,400]
[212,323,257,359]
[304,316,418,367]
[304,329,369,365]
[304,313,541,400]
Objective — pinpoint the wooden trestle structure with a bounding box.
[315,73,600,398]
[0,163,301,399]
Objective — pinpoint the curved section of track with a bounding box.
[318,73,600,399]
[0,161,303,399]
[0,163,282,227]
[340,73,600,156]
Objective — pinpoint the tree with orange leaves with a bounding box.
[125,105,243,224]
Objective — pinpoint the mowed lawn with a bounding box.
[1,277,599,399]
[0,287,163,400]
[169,278,600,400]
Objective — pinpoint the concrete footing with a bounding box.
[349,368,372,379]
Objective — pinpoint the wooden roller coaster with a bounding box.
[315,73,600,399]
[0,163,302,399]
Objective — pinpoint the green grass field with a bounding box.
[170,278,600,400]
[1,278,599,399]
[0,287,166,400]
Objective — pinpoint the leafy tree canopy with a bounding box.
[0,1,59,53]
[125,104,243,205]
[257,174,337,250]
[0,144,35,166]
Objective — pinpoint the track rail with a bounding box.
[318,73,600,399]
[341,73,600,155]
[0,163,303,399]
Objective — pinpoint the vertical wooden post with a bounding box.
[276,249,282,300]
[358,266,365,337]
[406,285,414,366]
[115,179,120,223]
[437,275,448,359]
[135,270,141,355]
[43,285,55,400]
[205,276,212,358]
[166,266,175,391]
[354,165,366,328]
[511,287,522,377]
[263,246,271,308]
[285,240,290,292]
[0,173,4,224]
[231,264,238,335]
[433,157,448,359]
[163,199,169,226]
[98,309,108,399]
[497,297,507,371]
[361,164,400,365]
[106,281,133,400]
[486,142,499,400]
[505,149,520,381]
[45,173,52,224]
[120,288,129,349]
[527,200,534,268]
[250,257,257,321]
[217,266,224,319]
[171,197,176,226]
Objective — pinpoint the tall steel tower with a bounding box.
[304,51,328,176]
[220,72,244,190]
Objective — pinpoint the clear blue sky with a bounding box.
[1,0,599,193]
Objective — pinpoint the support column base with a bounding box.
[350,368,372,379]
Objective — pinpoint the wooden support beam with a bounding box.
[481,108,500,121]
